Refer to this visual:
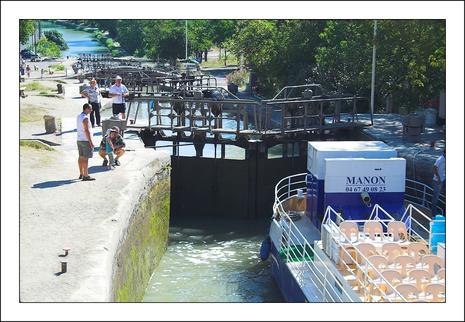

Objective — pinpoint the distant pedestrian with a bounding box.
[431,149,446,215]
[77,103,95,181]
[40,68,44,79]
[25,65,31,78]
[80,78,102,127]
[108,75,129,120]
[98,126,126,167]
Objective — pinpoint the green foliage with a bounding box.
[44,30,68,50]
[210,20,237,48]
[144,20,185,63]
[226,69,248,86]
[117,20,145,56]
[50,63,65,71]
[106,38,114,48]
[230,20,324,97]
[89,20,119,37]
[20,20,36,44]
[36,37,61,58]
[188,20,213,54]
[229,19,445,108]
[314,20,446,111]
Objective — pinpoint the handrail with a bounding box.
[272,173,444,302]
[271,84,325,100]
[405,179,445,215]
[277,212,355,301]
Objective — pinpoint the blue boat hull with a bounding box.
[269,243,307,302]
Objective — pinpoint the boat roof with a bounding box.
[308,141,394,152]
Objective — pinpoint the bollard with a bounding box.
[44,115,56,134]
[57,83,63,94]
[60,261,67,273]
[62,247,71,257]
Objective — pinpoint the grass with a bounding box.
[50,64,65,71]
[24,82,49,92]
[20,140,55,151]
[20,106,49,123]
[200,54,238,68]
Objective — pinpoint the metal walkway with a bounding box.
[124,85,372,151]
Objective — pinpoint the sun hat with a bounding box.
[111,126,120,133]
[115,75,122,80]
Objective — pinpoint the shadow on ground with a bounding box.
[88,165,110,174]
[32,179,79,189]
[57,128,77,136]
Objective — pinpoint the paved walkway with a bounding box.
[362,113,445,186]
[20,104,169,301]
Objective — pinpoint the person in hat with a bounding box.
[108,75,129,120]
[98,126,126,167]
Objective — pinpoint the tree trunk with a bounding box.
[224,49,227,66]
[204,50,208,62]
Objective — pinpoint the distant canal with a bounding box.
[40,21,109,57]
[143,217,283,302]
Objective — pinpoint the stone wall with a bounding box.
[112,166,170,302]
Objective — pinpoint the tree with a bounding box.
[118,20,146,56]
[88,20,119,37]
[44,30,68,50]
[36,37,61,58]
[230,20,324,97]
[211,20,237,64]
[143,20,185,64]
[20,20,36,45]
[314,20,446,112]
[187,20,214,62]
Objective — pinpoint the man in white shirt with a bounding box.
[108,75,129,120]
[77,103,95,181]
[431,149,445,215]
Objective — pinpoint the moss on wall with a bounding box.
[112,170,170,302]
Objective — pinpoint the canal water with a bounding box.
[143,217,283,302]
[50,21,283,302]
[40,21,109,57]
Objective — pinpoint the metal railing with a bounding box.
[125,96,261,137]
[272,173,445,302]
[275,208,355,302]
[405,179,445,215]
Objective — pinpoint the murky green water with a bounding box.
[41,21,109,57]
[143,217,283,302]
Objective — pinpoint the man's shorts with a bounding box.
[112,103,126,115]
[77,141,93,158]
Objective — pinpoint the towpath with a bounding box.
[20,80,169,301]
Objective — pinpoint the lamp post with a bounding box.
[185,20,189,75]
[370,20,377,126]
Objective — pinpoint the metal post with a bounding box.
[370,20,377,126]
[185,20,188,72]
